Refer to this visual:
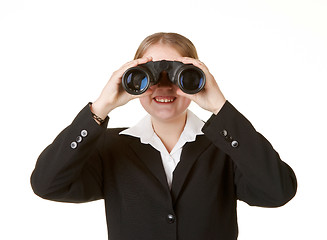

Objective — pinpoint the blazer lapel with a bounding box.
[129,139,169,191]
[171,135,211,203]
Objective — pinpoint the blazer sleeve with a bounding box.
[202,101,297,207]
[30,103,109,203]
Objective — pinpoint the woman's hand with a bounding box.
[175,57,226,115]
[91,56,153,119]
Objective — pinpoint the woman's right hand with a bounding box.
[91,56,153,120]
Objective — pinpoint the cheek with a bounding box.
[178,97,192,109]
[180,95,191,105]
[139,96,151,110]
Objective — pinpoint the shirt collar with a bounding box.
[119,110,204,145]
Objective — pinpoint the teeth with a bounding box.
[155,97,175,103]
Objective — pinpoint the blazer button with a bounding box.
[220,129,228,137]
[225,135,233,142]
[167,214,175,224]
[231,140,239,148]
[76,136,83,143]
[81,130,88,137]
[70,141,77,149]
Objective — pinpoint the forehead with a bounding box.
[142,43,183,61]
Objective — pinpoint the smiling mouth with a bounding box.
[154,96,176,103]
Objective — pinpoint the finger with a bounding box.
[124,56,153,68]
[174,57,199,64]
[112,56,153,82]
[174,57,208,71]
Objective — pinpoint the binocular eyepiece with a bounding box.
[122,60,206,95]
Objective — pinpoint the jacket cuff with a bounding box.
[64,103,109,150]
[202,100,255,155]
[72,103,109,128]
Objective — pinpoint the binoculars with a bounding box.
[122,60,206,95]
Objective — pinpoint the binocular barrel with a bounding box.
[122,60,206,95]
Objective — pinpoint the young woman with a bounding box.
[31,32,297,240]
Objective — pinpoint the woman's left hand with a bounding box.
[175,57,226,114]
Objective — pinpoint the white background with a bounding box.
[1,0,326,239]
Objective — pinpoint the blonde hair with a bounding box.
[134,32,199,60]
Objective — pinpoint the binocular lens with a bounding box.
[124,70,149,94]
[179,69,205,93]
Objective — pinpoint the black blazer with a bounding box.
[31,101,297,240]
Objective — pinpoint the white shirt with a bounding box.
[119,110,205,188]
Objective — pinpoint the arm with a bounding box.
[30,104,108,203]
[202,101,297,207]
[176,57,297,207]
[31,57,153,202]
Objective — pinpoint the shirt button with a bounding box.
[231,140,239,148]
[76,136,83,143]
[70,142,77,149]
[81,130,88,137]
[167,214,175,224]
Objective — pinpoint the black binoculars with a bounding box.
[122,60,206,95]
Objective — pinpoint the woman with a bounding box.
[31,32,297,240]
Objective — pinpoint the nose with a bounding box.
[157,71,173,88]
